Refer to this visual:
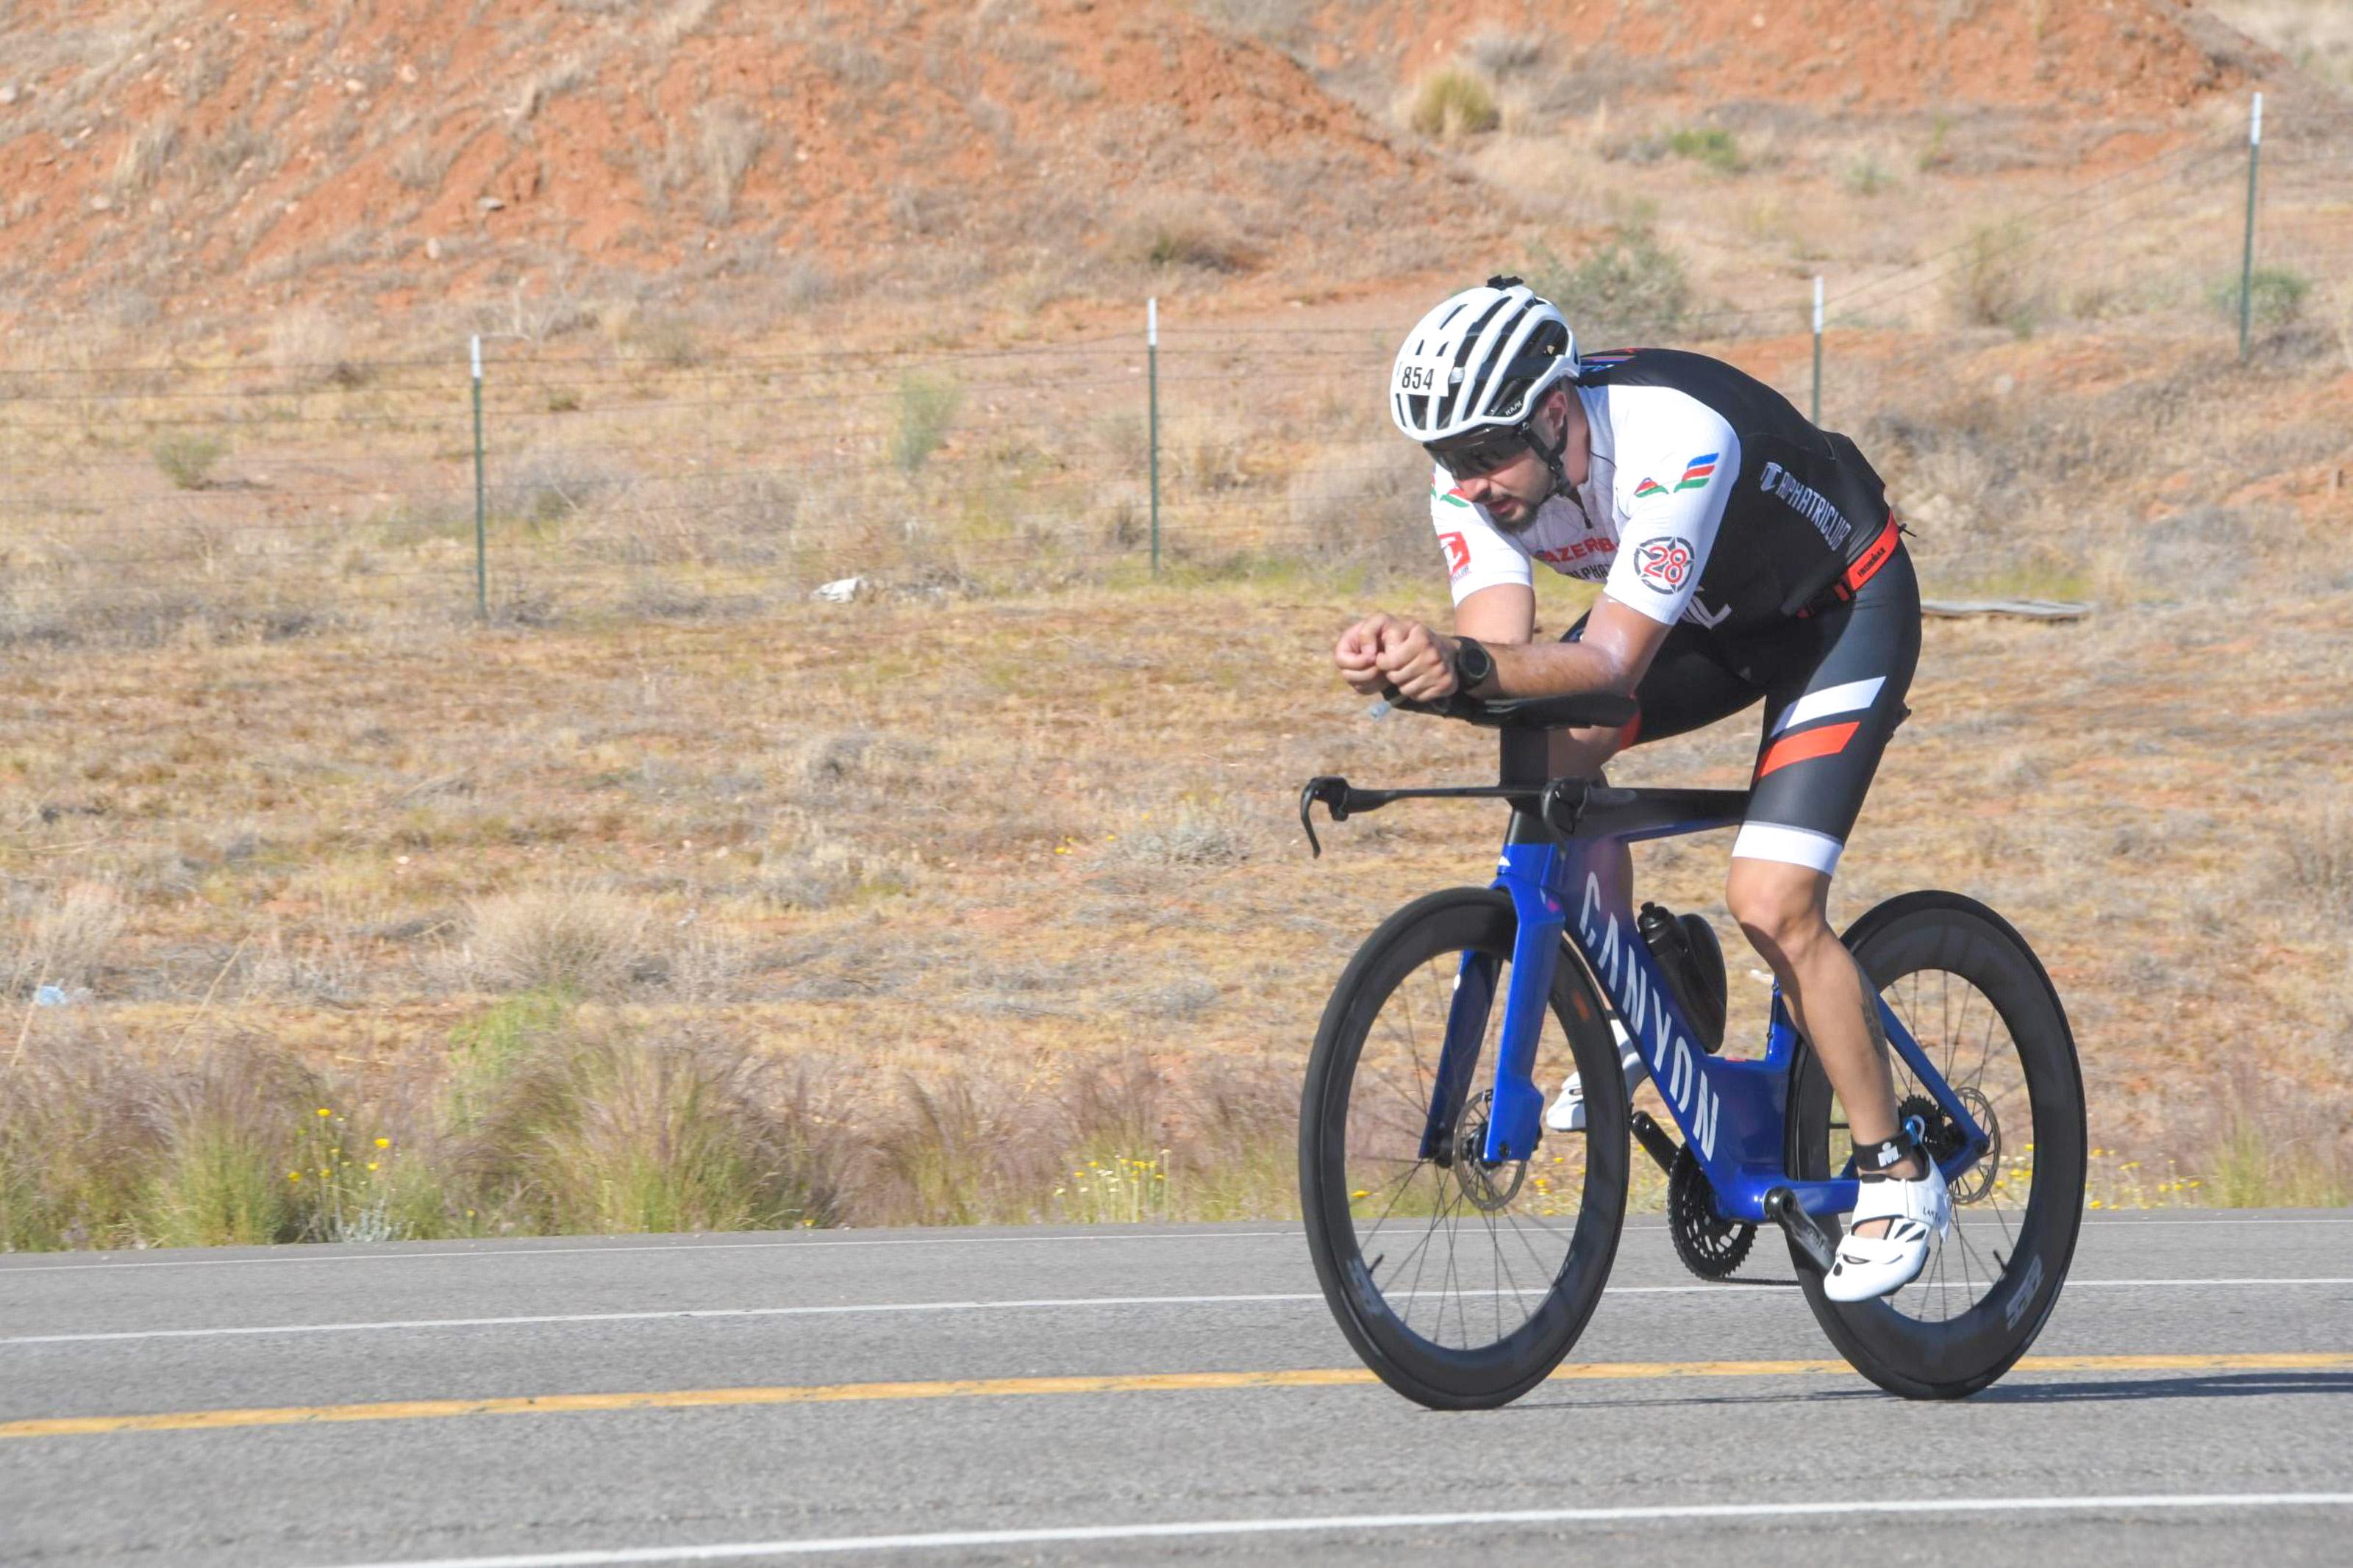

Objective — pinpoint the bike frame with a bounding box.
[1429,790,1990,1223]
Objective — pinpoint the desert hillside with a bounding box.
[0,1,2348,1247]
[0,0,2315,343]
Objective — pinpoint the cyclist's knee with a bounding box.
[1725,859,1832,966]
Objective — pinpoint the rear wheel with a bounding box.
[1300,888,1631,1410]
[1787,891,2085,1398]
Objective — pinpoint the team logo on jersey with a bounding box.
[1432,483,1472,510]
[1633,537,1697,593]
[1439,531,1471,579]
[1633,453,1720,501]
[1755,461,1854,550]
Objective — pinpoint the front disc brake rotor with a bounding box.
[1452,1089,1527,1212]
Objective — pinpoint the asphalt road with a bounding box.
[2,1212,2349,1567]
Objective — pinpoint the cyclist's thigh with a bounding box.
[1559,612,1760,746]
[1732,548,1922,876]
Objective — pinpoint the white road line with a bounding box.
[305,1493,2353,1567]
[7,1278,2346,1348]
[0,1214,2340,1277]
[0,1229,1304,1275]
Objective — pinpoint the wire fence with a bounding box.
[1,99,2343,645]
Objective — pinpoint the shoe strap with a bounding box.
[1853,1126,1924,1180]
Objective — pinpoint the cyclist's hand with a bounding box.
[1373,617,1457,703]
[1335,613,1396,695]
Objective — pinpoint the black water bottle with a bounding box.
[1638,902,1728,1055]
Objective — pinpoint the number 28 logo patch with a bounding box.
[1633,537,1697,593]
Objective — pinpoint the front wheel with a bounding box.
[1299,888,1631,1410]
[1787,891,2087,1398]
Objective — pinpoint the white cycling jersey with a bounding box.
[1429,381,1741,629]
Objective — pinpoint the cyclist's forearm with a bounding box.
[1482,637,1634,699]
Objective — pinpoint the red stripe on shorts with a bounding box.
[1754,721,1860,780]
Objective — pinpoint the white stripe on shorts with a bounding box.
[1768,676,1886,737]
[1732,821,1846,874]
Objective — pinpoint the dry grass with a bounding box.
[1,57,2349,1247]
[696,102,767,225]
[9,881,126,997]
[0,1004,1299,1247]
[460,883,654,997]
[1407,68,1501,139]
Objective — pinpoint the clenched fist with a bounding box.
[1334,613,1457,702]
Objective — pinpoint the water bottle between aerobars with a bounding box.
[1636,902,1729,1055]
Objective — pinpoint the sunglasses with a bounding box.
[1425,426,1534,482]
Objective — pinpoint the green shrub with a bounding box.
[1945,223,2041,337]
[1409,67,1499,139]
[152,435,226,490]
[463,1024,836,1234]
[2210,267,2310,333]
[1527,226,1691,345]
[892,374,960,475]
[1845,158,1893,196]
[1665,126,1743,173]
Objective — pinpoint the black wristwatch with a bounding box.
[1450,636,1496,695]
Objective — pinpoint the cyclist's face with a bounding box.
[1428,389,1577,530]
[1438,437,1548,526]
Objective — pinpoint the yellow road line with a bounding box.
[5,1353,2348,1441]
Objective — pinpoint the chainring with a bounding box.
[1668,1145,1755,1281]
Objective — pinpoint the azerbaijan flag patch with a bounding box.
[1633,453,1719,501]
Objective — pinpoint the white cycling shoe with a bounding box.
[1824,1155,1953,1303]
[1545,1023,1646,1133]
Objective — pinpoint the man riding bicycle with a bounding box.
[1334,277,1941,1301]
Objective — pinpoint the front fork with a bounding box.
[1421,846,1563,1167]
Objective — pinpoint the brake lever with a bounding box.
[1298,776,1350,859]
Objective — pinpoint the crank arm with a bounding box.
[1765,1186,1840,1275]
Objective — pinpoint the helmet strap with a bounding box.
[1528,387,1574,498]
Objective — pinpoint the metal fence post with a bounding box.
[1146,297,1160,576]
[1810,276,1824,426]
[2238,91,2264,365]
[471,334,488,617]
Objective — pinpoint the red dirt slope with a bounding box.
[1314,0,2258,117]
[0,0,1475,334]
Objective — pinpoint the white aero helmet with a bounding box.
[1389,277,1578,447]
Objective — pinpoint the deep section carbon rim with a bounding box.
[1301,889,1628,1408]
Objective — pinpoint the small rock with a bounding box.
[89,193,110,212]
[424,236,443,261]
[398,62,418,85]
[813,576,867,604]
[0,84,19,107]
[343,77,365,94]
[478,196,504,211]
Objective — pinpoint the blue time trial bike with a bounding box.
[1296,691,2086,1408]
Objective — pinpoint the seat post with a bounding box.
[1499,728,1549,789]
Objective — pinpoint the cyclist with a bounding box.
[1334,278,1943,1302]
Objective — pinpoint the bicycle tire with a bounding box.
[1785,890,2087,1399]
[1299,887,1632,1410]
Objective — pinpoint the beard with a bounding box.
[1486,492,1543,537]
